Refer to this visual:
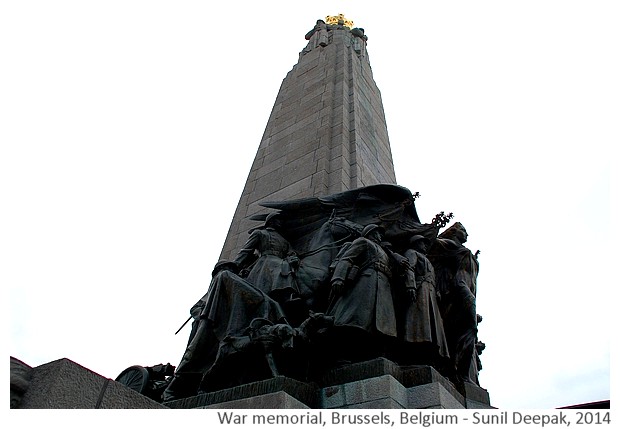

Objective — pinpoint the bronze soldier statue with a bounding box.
[427,222,479,385]
[398,235,450,366]
[326,224,399,362]
[232,212,301,305]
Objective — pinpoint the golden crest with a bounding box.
[325,14,354,29]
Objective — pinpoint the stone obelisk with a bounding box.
[220,15,397,261]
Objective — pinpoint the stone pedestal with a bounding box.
[10,357,166,409]
[164,358,492,409]
[165,376,316,409]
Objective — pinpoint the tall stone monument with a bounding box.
[159,15,492,409]
[219,14,396,261]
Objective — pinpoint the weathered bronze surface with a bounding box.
[162,184,484,401]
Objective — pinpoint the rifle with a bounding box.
[174,315,192,335]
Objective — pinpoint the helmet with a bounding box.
[409,235,429,245]
[265,212,281,226]
[362,224,383,237]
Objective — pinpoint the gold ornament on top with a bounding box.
[325,14,354,29]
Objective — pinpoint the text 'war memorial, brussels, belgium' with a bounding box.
[11,14,492,410]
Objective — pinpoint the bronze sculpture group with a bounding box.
[162,185,484,401]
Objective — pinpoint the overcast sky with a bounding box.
[4,1,616,411]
